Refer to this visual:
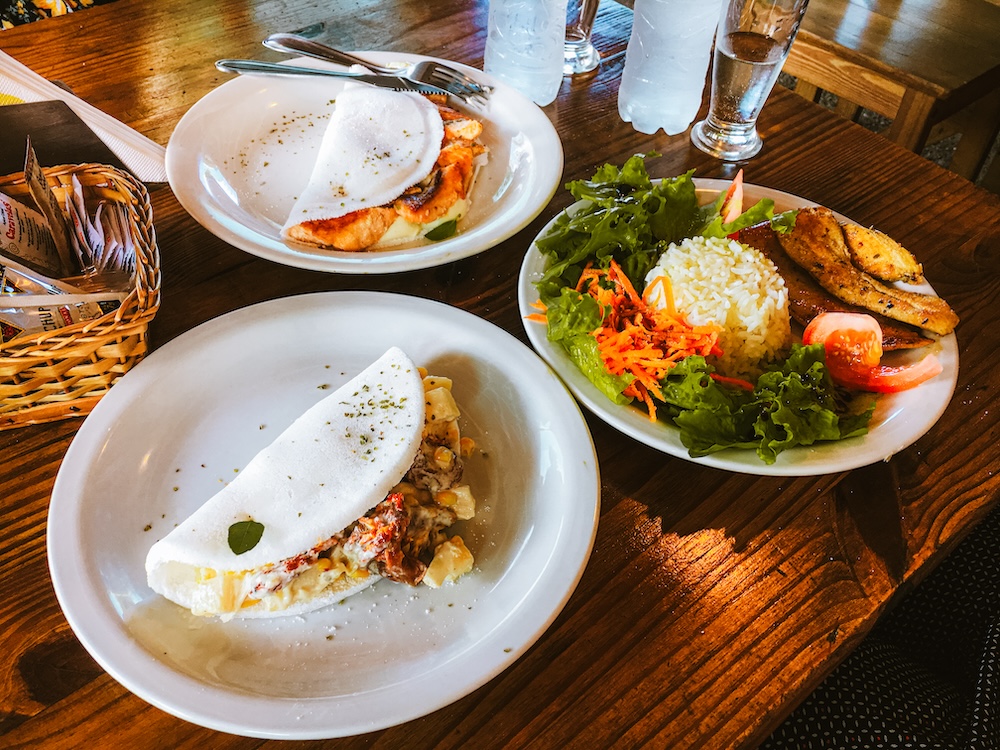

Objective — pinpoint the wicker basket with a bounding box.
[0,163,160,429]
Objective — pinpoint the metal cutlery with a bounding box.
[262,33,492,105]
[214,59,450,97]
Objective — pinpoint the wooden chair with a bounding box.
[783,0,1000,181]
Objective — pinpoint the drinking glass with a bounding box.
[564,0,601,76]
[691,0,809,160]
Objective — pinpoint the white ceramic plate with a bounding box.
[165,52,563,274]
[518,179,959,476]
[48,292,599,739]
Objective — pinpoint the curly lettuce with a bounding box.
[534,154,777,305]
[664,346,875,464]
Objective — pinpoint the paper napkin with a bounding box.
[0,50,167,183]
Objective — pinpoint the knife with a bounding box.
[214,59,450,97]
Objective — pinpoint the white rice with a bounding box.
[644,235,791,379]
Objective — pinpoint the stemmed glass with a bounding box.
[564,0,601,76]
[691,0,809,160]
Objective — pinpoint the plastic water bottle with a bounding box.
[484,0,569,106]
[618,0,727,135]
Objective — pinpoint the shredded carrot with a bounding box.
[525,300,549,324]
[710,373,755,391]
[641,274,676,316]
[529,260,725,421]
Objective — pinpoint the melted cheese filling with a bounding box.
[377,197,469,247]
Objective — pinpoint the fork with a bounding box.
[262,33,492,105]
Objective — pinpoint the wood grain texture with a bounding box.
[0,0,999,748]
[794,0,1000,100]
[783,0,1000,174]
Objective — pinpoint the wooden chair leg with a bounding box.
[980,152,1000,194]
[949,91,1000,181]
[833,96,862,122]
[794,79,822,104]
[886,89,936,152]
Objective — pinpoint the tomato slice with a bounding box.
[803,312,941,393]
[720,169,744,225]
[826,353,943,393]
[803,312,883,367]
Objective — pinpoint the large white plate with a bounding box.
[165,52,563,274]
[47,292,599,739]
[518,179,960,476]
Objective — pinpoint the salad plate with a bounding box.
[165,52,563,274]
[47,292,599,738]
[518,178,959,476]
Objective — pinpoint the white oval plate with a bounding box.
[165,52,563,274]
[48,292,599,738]
[518,179,959,476]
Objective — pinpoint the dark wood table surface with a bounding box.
[2,1,999,748]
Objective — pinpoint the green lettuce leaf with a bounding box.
[542,287,633,405]
[656,345,875,464]
[543,286,603,342]
[566,334,634,406]
[699,197,776,239]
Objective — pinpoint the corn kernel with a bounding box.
[459,436,476,457]
[436,489,458,506]
[433,445,455,469]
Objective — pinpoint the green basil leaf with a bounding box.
[228,519,264,555]
[425,219,457,241]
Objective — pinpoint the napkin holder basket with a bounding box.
[0,163,160,429]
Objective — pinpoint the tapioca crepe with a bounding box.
[281,84,488,251]
[145,346,476,619]
[282,86,444,232]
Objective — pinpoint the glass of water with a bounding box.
[691,0,809,160]
[564,0,600,76]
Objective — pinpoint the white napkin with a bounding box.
[0,51,167,183]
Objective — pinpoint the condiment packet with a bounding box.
[2,142,139,296]
[62,175,136,289]
[0,259,86,295]
[64,173,98,272]
[24,138,76,277]
[0,291,126,344]
[0,188,66,278]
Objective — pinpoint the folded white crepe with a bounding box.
[145,347,425,619]
[280,84,444,237]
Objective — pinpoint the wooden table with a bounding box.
[1,1,999,747]
[783,0,1000,180]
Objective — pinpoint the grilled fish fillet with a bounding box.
[739,223,933,350]
[842,223,924,283]
[776,207,959,336]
